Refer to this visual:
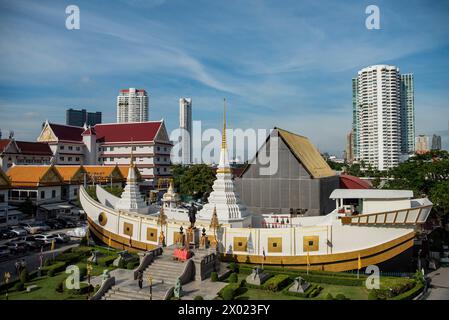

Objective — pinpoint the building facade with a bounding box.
[415,135,430,154]
[235,128,339,216]
[400,74,415,154]
[352,65,407,170]
[116,88,149,123]
[431,134,442,151]
[0,139,53,170]
[179,97,192,165]
[37,121,172,188]
[66,108,102,127]
[345,131,354,163]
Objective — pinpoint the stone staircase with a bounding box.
[102,246,187,300]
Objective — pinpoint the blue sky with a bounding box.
[0,0,448,157]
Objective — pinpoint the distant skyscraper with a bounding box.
[415,135,430,154]
[116,88,149,123]
[401,74,415,154]
[352,65,415,170]
[179,98,192,164]
[345,131,353,163]
[66,108,102,127]
[431,134,442,150]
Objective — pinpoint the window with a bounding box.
[68,157,72,161]
[68,146,73,150]
[110,157,114,161]
[157,146,160,151]
[132,146,136,151]
[110,147,114,151]
[76,157,80,161]
[74,188,78,196]
[0,194,4,203]
[163,168,167,172]
[76,147,80,151]
[41,191,45,199]
[98,158,101,162]
[52,190,56,198]
[60,157,65,161]
[60,146,65,150]
[98,147,102,152]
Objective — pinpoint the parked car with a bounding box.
[34,234,58,246]
[18,236,41,250]
[20,222,51,234]
[0,245,11,259]
[45,220,64,230]
[53,233,70,244]
[0,228,16,240]
[9,227,27,237]
[55,218,76,228]
[7,240,28,254]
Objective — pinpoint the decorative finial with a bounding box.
[130,138,135,168]
[222,98,227,150]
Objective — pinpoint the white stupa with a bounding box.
[115,152,149,214]
[197,99,250,226]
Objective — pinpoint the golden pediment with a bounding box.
[38,126,57,142]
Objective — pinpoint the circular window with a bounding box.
[98,212,108,226]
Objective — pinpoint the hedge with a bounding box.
[299,274,364,286]
[71,246,94,256]
[41,261,67,276]
[67,283,94,295]
[97,256,117,267]
[228,273,238,283]
[218,283,242,300]
[390,282,424,300]
[283,283,322,298]
[263,274,291,292]
[55,252,84,264]
[210,272,218,282]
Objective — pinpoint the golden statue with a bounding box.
[159,230,166,247]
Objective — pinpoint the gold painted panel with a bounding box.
[268,237,282,253]
[233,237,248,252]
[146,227,158,242]
[303,236,319,252]
[123,222,133,237]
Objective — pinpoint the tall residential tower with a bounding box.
[179,98,192,164]
[352,65,415,170]
[116,88,149,123]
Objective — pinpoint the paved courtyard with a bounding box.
[424,267,449,300]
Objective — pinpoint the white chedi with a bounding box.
[115,158,149,214]
[197,100,249,223]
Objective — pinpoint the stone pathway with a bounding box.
[424,267,449,300]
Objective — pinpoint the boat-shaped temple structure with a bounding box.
[80,103,433,272]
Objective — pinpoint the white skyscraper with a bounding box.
[116,88,149,123]
[179,97,192,164]
[354,65,402,170]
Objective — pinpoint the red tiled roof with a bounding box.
[89,121,162,143]
[16,141,52,155]
[49,123,84,142]
[0,139,11,152]
[340,174,372,189]
[81,127,96,136]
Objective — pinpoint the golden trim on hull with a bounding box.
[87,216,415,272]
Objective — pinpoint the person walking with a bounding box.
[137,271,143,290]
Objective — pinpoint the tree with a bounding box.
[171,164,215,200]
[429,180,449,221]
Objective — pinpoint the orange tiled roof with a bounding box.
[83,165,125,181]
[6,165,64,187]
[54,165,86,183]
[117,165,142,181]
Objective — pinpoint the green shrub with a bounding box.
[13,282,25,291]
[325,293,334,300]
[263,274,291,292]
[42,261,66,276]
[127,261,139,270]
[55,252,82,264]
[335,293,348,300]
[228,262,239,273]
[218,283,239,300]
[284,283,321,298]
[210,272,218,282]
[368,290,378,300]
[55,280,64,293]
[80,237,88,246]
[79,266,87,280]
[300,274,363,286]
[48,268,56,277]
[194,295,204,300]
[71,246,93,256]
[43,259,52,267]
[98,256,116,267]
[228,272,238,283]
[19,269,29,283]
[67,283,94,295]
[390,282,424,300]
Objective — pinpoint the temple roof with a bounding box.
[83,121,164,143]
[6,165,64,187]
[276,128,335,178]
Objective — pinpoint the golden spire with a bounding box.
[129,138,135,168]
[221,98,227,150]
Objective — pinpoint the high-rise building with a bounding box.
[352,65,415,170]
[431,134,442,150]
[401,74,415,154]
[415,135,430,154]
[345,131,354,163]
[179,98,192,164]
[66,108,102,127]
[116,88,149,123]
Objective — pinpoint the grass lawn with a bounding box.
[0,245,120,300]
[316,284,368,300]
